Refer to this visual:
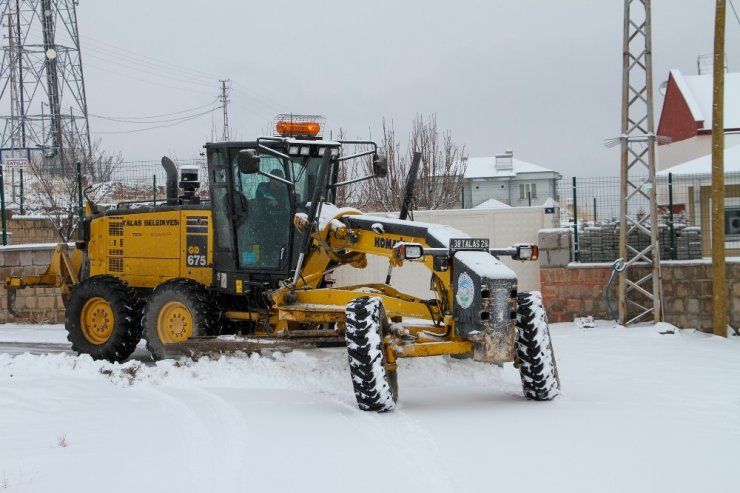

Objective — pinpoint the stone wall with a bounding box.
[0,244,67,323]
[538,228,739,332]
[3,216,60,244]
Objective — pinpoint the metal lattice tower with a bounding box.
[0,0,91,169]
[618,0,662,325]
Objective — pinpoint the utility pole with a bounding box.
[219,79,230,141]
[618,0,662,325]
[711,0,727,338]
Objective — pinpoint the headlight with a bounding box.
[514,244,539,261]
[288,145,300,155]
[300,146,311,156]
[318,146,340,157]
[393,242,424,261]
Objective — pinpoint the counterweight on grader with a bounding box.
[4,115,560,411]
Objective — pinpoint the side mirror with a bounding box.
[373,154,388,178]
[237,149,260,174]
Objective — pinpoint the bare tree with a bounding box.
[344,115,466,212]
[409,114,467,210]
[26,132,122,241]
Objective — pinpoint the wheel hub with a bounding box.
[80,297,115,345]
[157,301,193,344]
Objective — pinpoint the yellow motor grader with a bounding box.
[5,115,559,411]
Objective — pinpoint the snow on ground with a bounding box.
[0,321,738,493]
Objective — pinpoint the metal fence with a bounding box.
[557,172,740,262]
[102,158,209,206]
[0,158,208,244]
[0,158,208,209]
[2,157,740,259]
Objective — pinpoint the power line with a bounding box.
[78,33,289,122]
[80,40,285,120]
[730,0,740,28]
[82,55,215,98]
[81,33,219,83]
[83,52,214,93]
[88,99,220,122]
[91,106,221,135]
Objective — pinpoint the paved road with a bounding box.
[0,341,154,361]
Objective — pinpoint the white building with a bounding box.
[462,150,561,209]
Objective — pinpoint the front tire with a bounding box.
[65,275,142,362]
[515,291,560,400]
[142,279,219,360]
[345,296,398,412]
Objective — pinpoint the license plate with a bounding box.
[449,238,490,250]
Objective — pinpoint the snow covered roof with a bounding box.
[542,197,559,208]
[472,198,512,209]
[464,153,558,179]
[656,144,740,176]
[668,69,740,130]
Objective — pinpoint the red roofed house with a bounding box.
[656,68,740,256]
[657,69,740,170]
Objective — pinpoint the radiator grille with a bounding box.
[108,221,123,236]
[108,257,123,273]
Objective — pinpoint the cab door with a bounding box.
[230,151,292,272]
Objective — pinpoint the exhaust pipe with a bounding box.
[161,156,179,205]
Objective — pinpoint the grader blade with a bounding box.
[4,243,82,316]
[161,334,346,359]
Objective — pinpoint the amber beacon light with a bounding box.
[274,114,324,138]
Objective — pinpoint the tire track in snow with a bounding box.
[316,384,456,493]
[181,385,251,489]
[389,406,456,492]
[138,383,250,490]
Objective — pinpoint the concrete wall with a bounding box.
[538,228,739,332]
[334,207,557,296]
[0,244,66,323]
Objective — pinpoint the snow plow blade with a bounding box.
[4,243,82,317]
[161,334,346,359]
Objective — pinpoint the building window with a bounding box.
[519,183,537,200]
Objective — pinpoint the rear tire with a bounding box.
[515,291,560,400]
[142,278,219,360]
[65,275,142,362]
[345,296,398,412]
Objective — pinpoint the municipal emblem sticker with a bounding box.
[456,272,475,309]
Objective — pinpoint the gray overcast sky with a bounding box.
[78,0,740,176]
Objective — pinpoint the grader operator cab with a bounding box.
[5,115,560,411]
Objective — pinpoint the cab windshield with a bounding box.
[288,155,335,210]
